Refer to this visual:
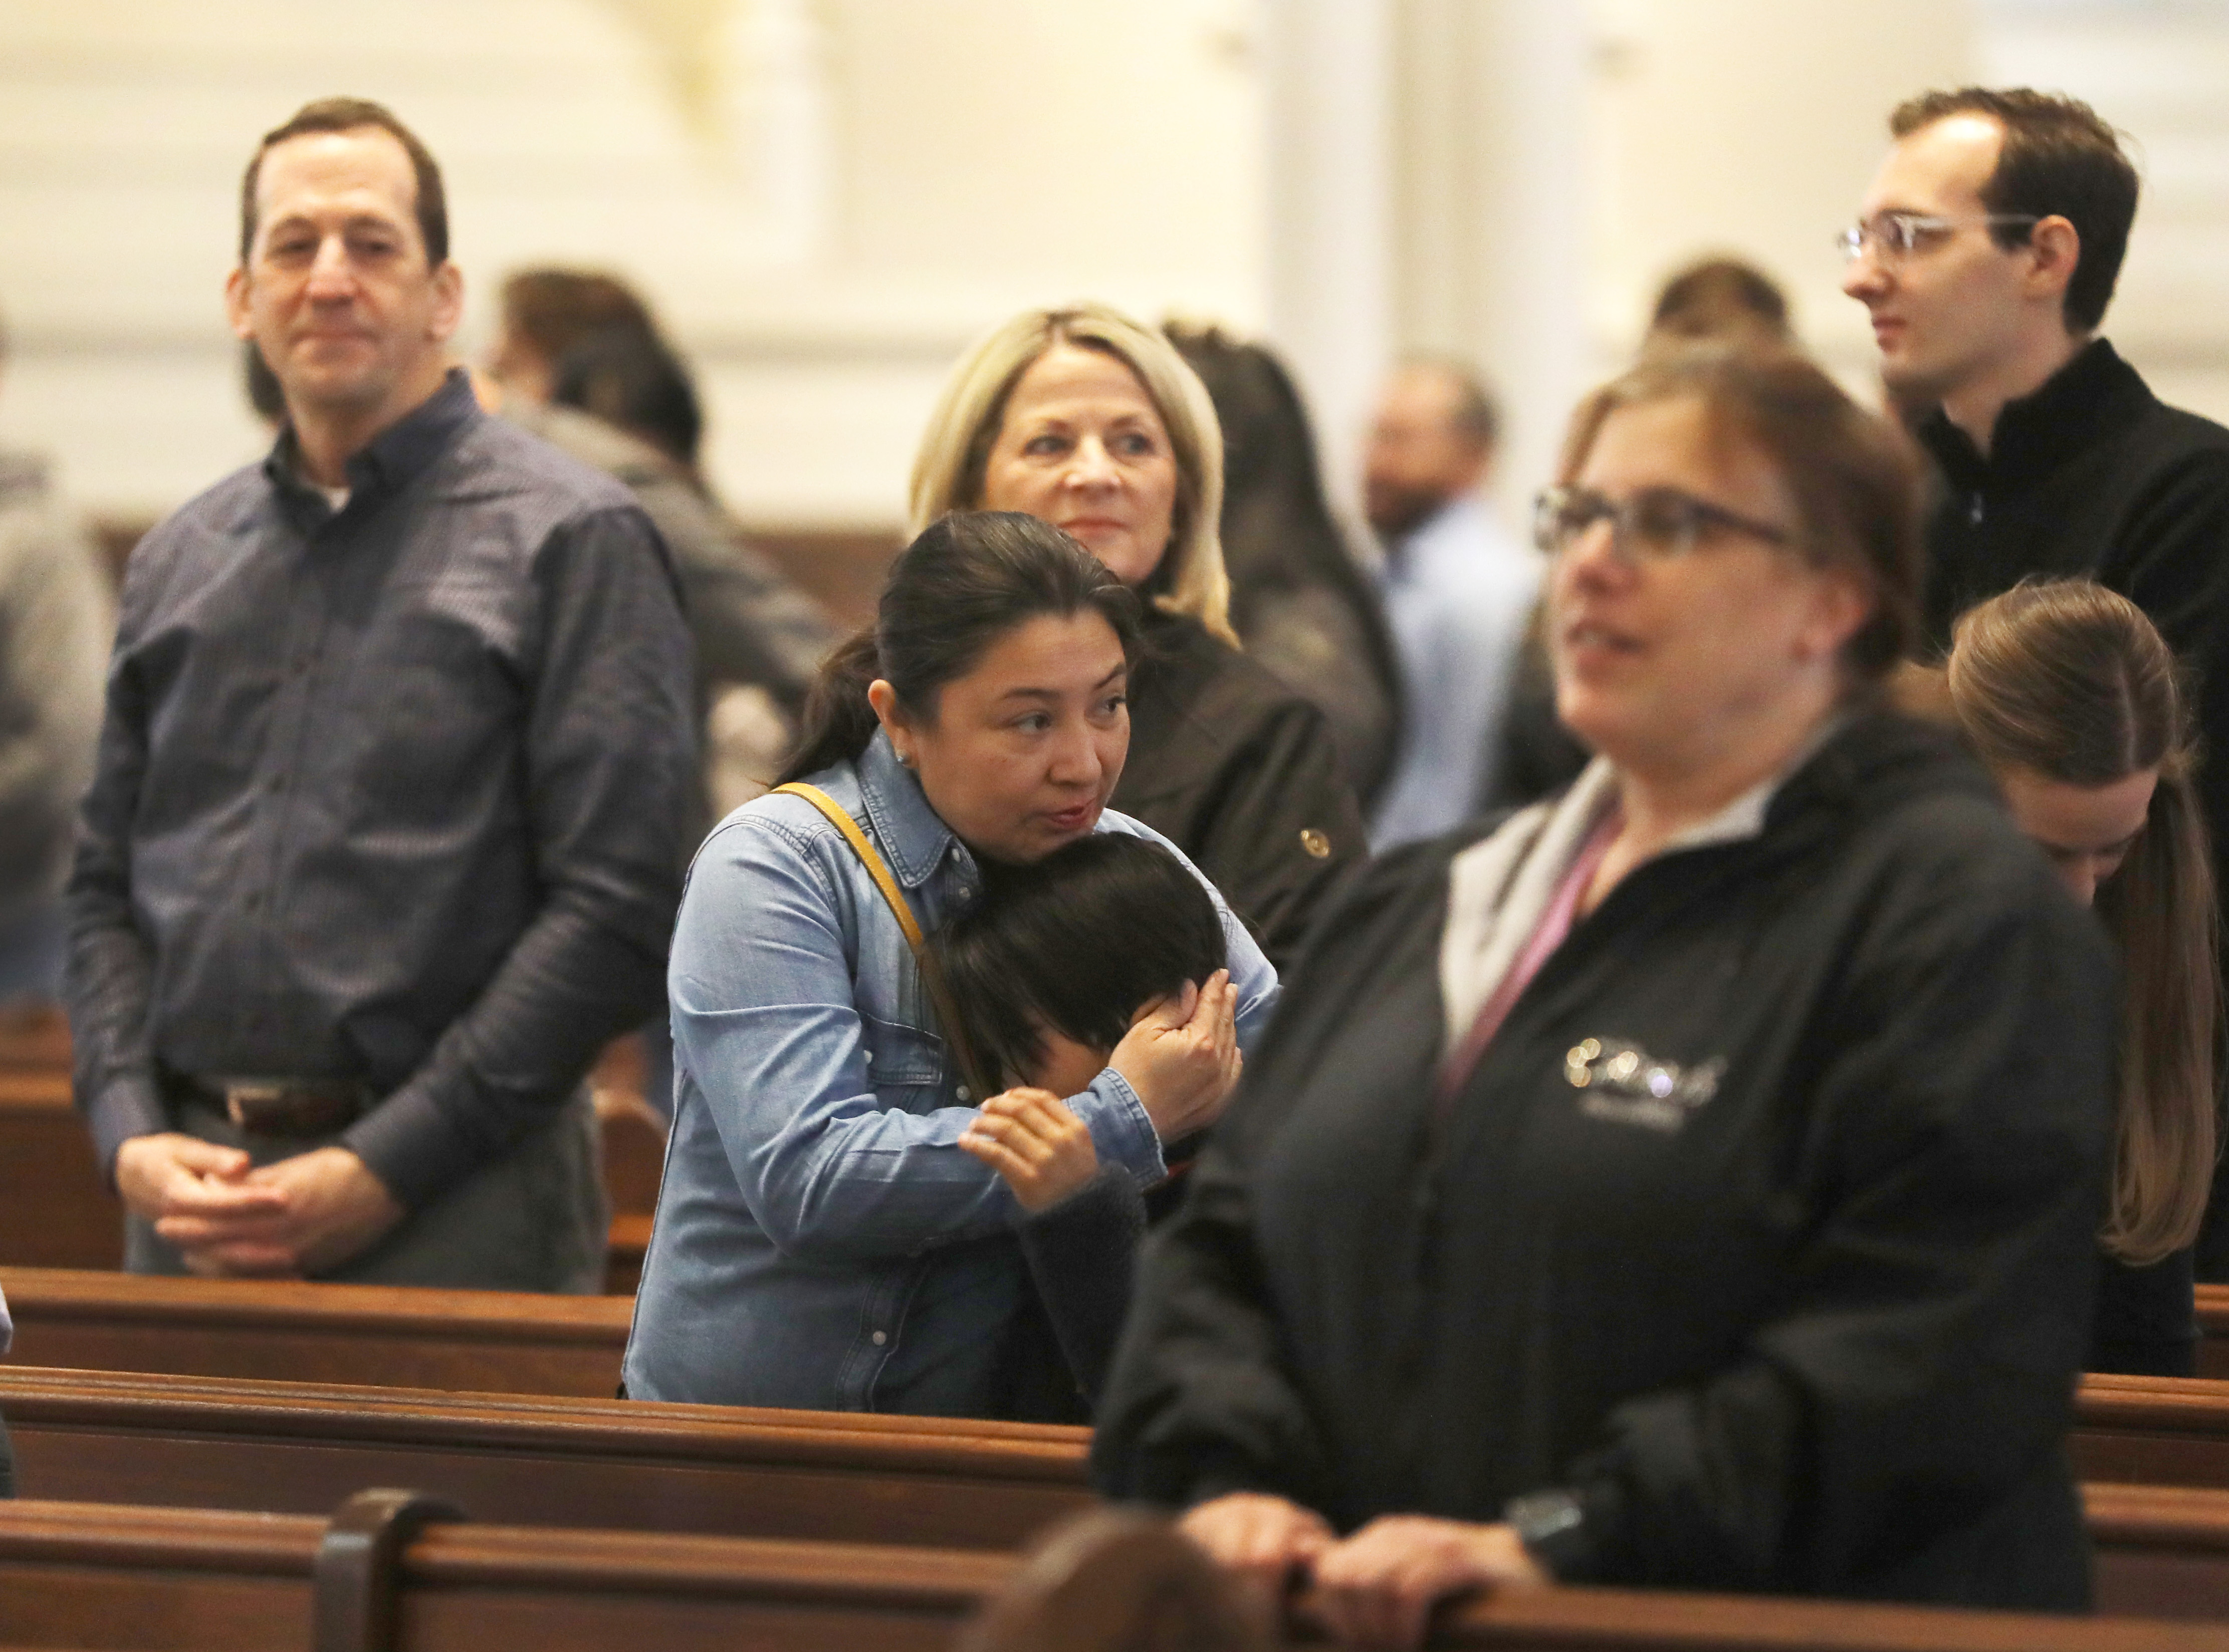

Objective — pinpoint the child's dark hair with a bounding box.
[932,834,1227,1088]
[780,511,1142,784]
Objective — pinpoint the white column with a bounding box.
[1390,0,1590,524]
[1257,0,1394,518]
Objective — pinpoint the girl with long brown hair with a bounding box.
[1942,578,2221,1375]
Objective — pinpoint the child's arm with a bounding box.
[959,1088,1100,1211]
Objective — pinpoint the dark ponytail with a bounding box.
[780,512,1143,784]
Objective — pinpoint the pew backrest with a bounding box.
[0,1491,2218,1652]
[0,1268,630,1396]
[0,1364,1091,1547]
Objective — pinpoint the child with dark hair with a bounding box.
[938,833,1229,1414]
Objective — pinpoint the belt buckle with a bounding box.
[222,1080,290,1131]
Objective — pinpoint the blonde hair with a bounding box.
[1945,580,2220,1264]
[908,303,1237,646]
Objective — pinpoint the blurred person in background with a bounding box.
[0,305,113,1009]
[487,268,838,1116]
[1641,256,1796,357]
[488,267,834,766]
[1364,360,1540,847]
[1166,323,1403,810]
[910,304,1365,971]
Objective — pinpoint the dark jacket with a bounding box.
[1915,337,2229,1280]
[1110,609,1366,970]
[1093,713,2115,1610]
[995,1166,1150,1423]
[2093,1249,2198,1376]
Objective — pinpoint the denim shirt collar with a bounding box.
[854,729,979,891]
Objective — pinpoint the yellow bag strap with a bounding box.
[772,782,990,1100]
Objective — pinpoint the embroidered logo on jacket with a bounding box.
[1565,1037,1724,1131]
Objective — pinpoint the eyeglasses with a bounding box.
[1836,210,2041,264]
[1532,484,1794,564]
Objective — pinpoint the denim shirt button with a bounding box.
[871,1330,887,1346]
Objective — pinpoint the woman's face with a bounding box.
[1995,763,2158,906]
[873,610,1131,864]
[1549,395,1868,777]
[979,344,1181,587]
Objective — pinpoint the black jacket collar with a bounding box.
[1915,338,2155,496]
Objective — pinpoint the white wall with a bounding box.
[1584,0,1973,387]
[9,1,2228,533]
[1978,0,2229,425]
[0,0,1265,525]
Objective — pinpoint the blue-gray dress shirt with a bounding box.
[67,371,697,1207]
[622,730,1279,1415]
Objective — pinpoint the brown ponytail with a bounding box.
[1945,579,2220,1264]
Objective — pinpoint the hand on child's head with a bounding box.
[1111,969,1240,1143]
[1128,979,1198,1031]
[958,1086,1100,1213]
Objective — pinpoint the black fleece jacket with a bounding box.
[1111,609,1366,971]
[1092,713,2115,1610]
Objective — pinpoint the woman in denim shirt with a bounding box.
[623,513,1280,1414]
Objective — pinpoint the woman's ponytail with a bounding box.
[779,629,883,785]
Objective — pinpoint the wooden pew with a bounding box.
[0,1491,2218,1652]
[0,1493,1008,1652]
[2,1363,2228,1626]
[7,1306,2219,1506]
[2076,1373,2229,1488]
[2198,1285,2229,1379]
[0,1067,121,1271]
[2089,1482,2229,1621]
[0,1366,1091,1549]
[0,1269,630,1397]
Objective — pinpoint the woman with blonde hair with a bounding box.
[910,304,1365,967]
[1941,578,2220,1375]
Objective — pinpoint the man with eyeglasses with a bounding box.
[1844,87,2229,655]
[1847,87,2229,1279]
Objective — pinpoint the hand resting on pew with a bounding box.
[1306,1513,1547,1649]
[1178,1493,1546,1650]
[115,1135,403,1277]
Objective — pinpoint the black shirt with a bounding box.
[2093,1247,2199,1376]
[68,372,697,1208]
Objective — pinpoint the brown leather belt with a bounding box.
[168,1072,375,1138]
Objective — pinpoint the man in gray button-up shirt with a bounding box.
[66,97,694,1288]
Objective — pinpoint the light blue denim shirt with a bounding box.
[622,729,1279,1413]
